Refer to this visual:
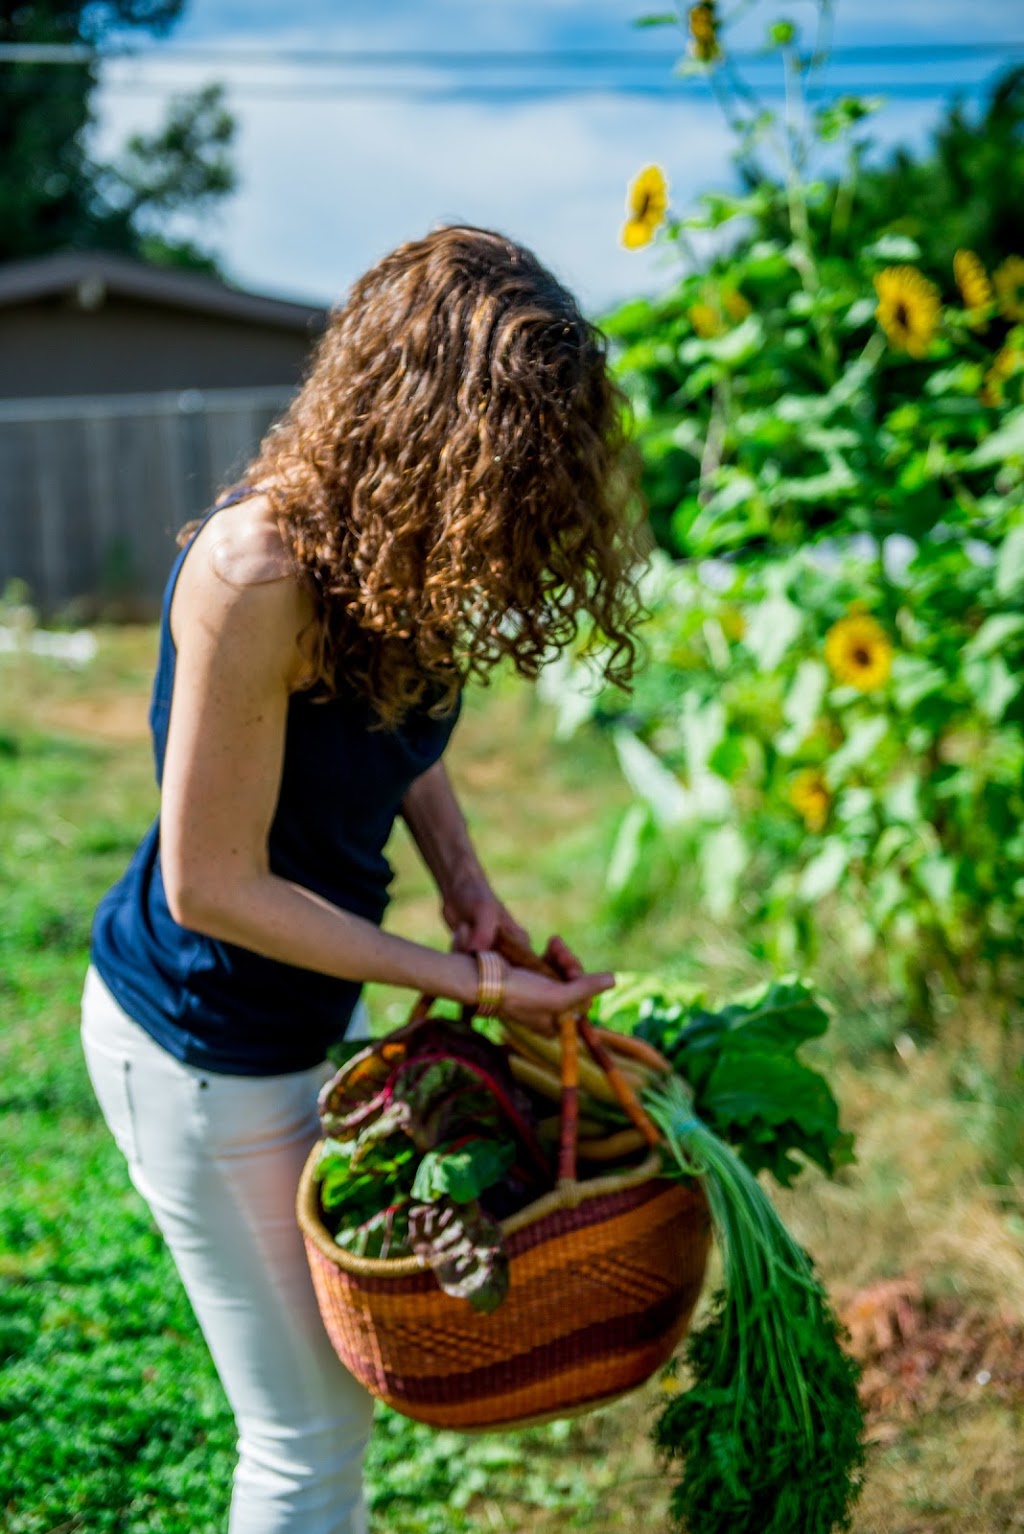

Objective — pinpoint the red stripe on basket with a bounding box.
[506,1180,674,1259]
[377,1289,693,1407]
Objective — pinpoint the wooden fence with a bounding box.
[0,385,293,616]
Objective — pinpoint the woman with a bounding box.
[81,225,644,1534]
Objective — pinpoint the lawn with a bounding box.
[2,628,1022,1533]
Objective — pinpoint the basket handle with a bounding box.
[492,935,662,1174]
[404,934,661,1191]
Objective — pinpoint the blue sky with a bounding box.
[93,0,1023,314]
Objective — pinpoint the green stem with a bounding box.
[783,48,839,387]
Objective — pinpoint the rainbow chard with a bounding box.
[315,1017,547,1311]
[642,1075,865,1534]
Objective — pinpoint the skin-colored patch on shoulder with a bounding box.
[207,522,296,590]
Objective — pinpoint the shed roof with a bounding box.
[0,251,329,333]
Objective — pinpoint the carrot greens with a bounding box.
[643,1075,865,1534]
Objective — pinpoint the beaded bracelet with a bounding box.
[475,949,507,1017]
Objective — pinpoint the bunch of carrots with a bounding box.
[500,1010,669,1171]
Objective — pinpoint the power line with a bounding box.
[0,40,1022,67]
[1,39,1016,105]
[0,74,1008,103]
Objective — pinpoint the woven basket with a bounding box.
[297,1147,710,1430]
[297,937,711,1430]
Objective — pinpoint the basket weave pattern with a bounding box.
[298,1147,711,1430]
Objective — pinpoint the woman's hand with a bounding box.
[442,865,530,956]
[443,873,602,1032]
[499,963,615,1036]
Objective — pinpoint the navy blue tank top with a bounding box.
[90,490,461,1075]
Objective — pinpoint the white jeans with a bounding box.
[80,965,375,1534]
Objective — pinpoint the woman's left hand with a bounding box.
[442,868,587,988]
[442,866,530,956]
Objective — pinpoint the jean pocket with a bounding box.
[81,1034,141,1168]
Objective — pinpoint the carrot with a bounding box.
[557,1013,579,1184]
[588,1025,673,1075]
[502,1018,623,1105]
[577,1128,647,1161]
[578,1019,661,1148]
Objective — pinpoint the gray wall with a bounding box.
[0,296,321,399]
[0,387,293,617]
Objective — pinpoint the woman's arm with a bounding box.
[401,762,584,980]
[159,514,610,1028]
[401,761,528,950]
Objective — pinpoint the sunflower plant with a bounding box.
[544,1,1024,1030]
[611,7,1024,563]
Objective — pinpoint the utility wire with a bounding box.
[0,39,1016,102]
[0,41,1022,67]
[0,75,1007,102]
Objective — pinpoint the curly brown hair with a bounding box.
[242,225,645,727]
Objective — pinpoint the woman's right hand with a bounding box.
[498,964,615,1035]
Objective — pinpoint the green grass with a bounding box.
[2,632,1022,1534]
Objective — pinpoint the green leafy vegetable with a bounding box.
[598,975,854,1186]
[412,1138,516,1205]
[315,1016,548,1308]
[644,1075,865,1534]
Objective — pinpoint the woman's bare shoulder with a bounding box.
[171,492,315,684]
[194,491,296,588]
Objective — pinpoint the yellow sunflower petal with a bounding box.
[991,344,1023,380]
[993,255,1024,323]
[626,165,669,227]
[953,249,994,318]
[621,218,654,250]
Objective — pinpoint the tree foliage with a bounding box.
[0,1,235,270]
[750,67,1024,282]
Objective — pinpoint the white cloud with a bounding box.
[94,62,736,311]
[92,0,1008,314]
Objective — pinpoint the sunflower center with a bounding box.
[635,192,651,221]
[852,646,872,667]
[894,302,910,330]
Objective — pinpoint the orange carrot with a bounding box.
[558,1012,580,1183]
[588,1025,673,1075]
[578,1019,661,1148]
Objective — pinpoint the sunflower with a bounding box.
[873,266,941,358]
[789,769,831,833]
[688,300,721,338]
[621,165,669,250]
[688,3,721,62]
[824,610,893,691]
[953,249,993,331]
[993,255,1024,322]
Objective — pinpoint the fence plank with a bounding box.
[0,423,37,600]
[31,420,70,609]
[0,387,293,614]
